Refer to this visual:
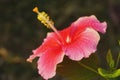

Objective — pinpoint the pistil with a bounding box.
[33,7,65,44]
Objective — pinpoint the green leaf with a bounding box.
[57,54,99,80]
[98,68,120,78]
[106,50,115,69]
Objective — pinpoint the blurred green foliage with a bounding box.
[0,0,120,80]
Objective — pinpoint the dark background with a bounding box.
[0,0,120,80]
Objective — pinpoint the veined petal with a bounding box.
[37,47,64,80]
[72,15,107,34]
[64,28,100,61]
[27,32,61,62]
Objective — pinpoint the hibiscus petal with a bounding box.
[37,47,64,80]
[72,15,107,34]
[27,32,61,62]
[64,28,100,61]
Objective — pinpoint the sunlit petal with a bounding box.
[65,28,100,60]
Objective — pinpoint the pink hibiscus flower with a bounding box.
[27,7,107,80]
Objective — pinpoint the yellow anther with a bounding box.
[33,7,65,44]
[33,7,54,28]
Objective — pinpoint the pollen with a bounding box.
[33,7,54,28]
[66,36,71,43]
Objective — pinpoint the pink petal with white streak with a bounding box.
[64,28,100,61]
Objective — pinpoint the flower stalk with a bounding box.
[78,62,98,74]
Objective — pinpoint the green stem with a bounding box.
[78,62,98,74]
[78,62,110,80]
